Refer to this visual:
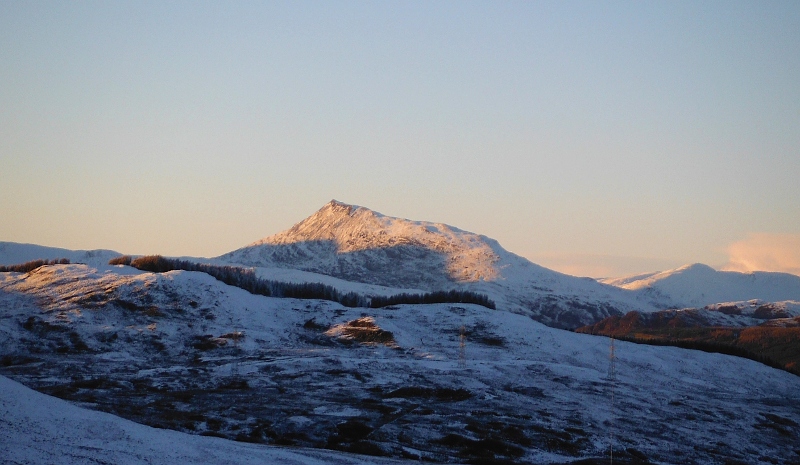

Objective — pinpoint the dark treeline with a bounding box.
[0,258,70,273]
[123,255,496,310]
[369,290,496,309]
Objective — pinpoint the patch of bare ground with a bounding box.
[325,317,397,347]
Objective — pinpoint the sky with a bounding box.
[1,1,799,278]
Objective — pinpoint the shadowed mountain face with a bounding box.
[218,200,655,328]
[229,240,453,290]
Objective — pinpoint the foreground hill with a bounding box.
[219,200,661,328]
[2,263,799,464]
[599,263,800,309]
[0,374,409,465]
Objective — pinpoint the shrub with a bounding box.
[108,255,133,266]
[130,255,174,273]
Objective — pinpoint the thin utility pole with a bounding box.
[231,327,241,379]
[230,315,242,379]
[458,325,466,368]
[609,336,616,465]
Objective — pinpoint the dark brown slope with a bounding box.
[577,310,800,376]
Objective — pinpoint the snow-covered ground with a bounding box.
[0,374,410,465]
[2,264,799,464]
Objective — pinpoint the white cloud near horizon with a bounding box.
[722,233,800,276]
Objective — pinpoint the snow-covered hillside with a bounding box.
[2,263,799,464]
[0,241,120,268]
[600,263,800,309]
[219,200,661,328]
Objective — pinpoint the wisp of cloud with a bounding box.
[723,233,800,276]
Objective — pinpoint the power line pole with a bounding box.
[459,325,467,368]
[230,315,241,379]
[608,336,616,465]
[230,329,240,379]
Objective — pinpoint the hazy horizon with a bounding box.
[2,1,799,278]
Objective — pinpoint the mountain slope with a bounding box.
[219,200,659,328]
[600,263,800,308]
[221,200,501,287]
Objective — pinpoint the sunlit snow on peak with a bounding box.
[248,201,501,283]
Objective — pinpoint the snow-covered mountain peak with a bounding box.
[677,262,716,273]
[240,201,501,283]
[218,202,664,328]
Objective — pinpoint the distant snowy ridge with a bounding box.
[599,263,800,308]
[0,241,120,268]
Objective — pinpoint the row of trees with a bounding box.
[119,255,495,310]
[369,290,496,309]
[0,258,70,273]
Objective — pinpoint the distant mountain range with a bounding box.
[3,200,800,328]
[3,200,800,464]
[217,200,800,327]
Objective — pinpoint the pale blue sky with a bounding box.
[2,1,799,277]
